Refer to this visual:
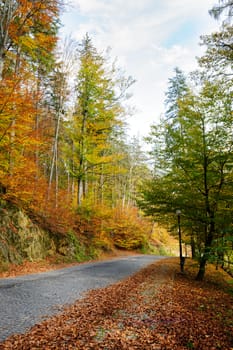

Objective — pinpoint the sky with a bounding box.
[60,0,221,138]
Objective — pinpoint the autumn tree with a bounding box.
[118,136,151,209]
[67,34,134,206]
[0,0,62,203]
[43,37,78,208]
[0,0,61,79]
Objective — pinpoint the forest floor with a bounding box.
[0,257,233,350]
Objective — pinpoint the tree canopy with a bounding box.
[139,3,233,279]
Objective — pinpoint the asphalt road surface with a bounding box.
[0,255,165,341]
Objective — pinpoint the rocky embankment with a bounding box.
[0,201,72,267]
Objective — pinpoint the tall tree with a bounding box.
[165,67,189,121]
[0,0,61,202]
[46,38,77,206]
[209,0,233,21]
[0,0,60,79]
[200,0,233,79]
[69,34,134,206]
[139,78,233,280]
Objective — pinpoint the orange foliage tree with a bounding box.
[0,0,62,202]
[0,4,152,256]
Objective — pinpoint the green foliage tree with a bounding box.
[165,67,189,121]
[139,75,233,280]
[199,26,233,79]
[209,0,233,21]
[200,0,233,80]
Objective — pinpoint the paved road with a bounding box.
[0,255,165,341]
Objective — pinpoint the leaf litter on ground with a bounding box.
[0,258,232,350]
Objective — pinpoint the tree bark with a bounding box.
[196,255,207,281]
[196,223,214,281]
[191,230,196,259]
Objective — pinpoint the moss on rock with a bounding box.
[0,201,57,265]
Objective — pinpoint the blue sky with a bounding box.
[60,0,221,137]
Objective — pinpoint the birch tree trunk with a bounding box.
[0,0,16,80]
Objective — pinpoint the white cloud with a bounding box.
[61,0,220,137]
[72,0,109,14]
[72,0,153,15]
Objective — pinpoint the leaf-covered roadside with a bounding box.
[0,258,232,350]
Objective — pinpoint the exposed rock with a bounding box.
[0,201,57,265]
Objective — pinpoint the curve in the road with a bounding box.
[0,255,165,341]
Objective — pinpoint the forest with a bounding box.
[0,0,232,281]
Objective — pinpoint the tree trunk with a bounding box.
[191,231,196,259]
[48,111,61,201]
[0,0,15,80]
[196,255,207,281]
[77,177,83,206]
[0,53,4,81]
[196,223,214,281]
